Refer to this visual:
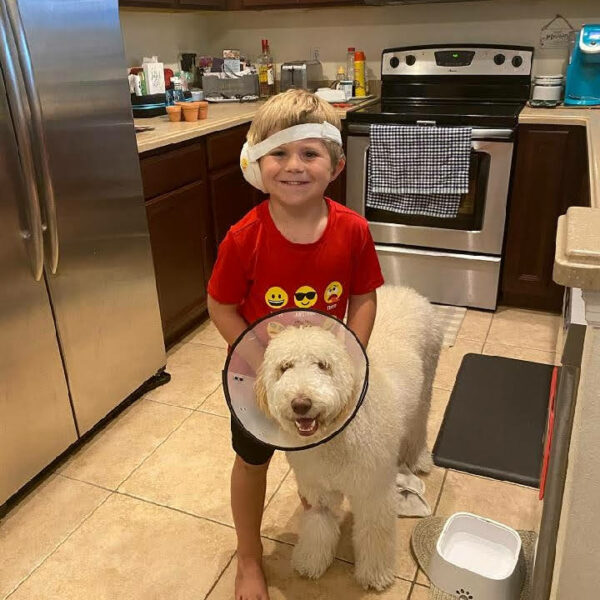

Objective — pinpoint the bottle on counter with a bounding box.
[354,50,366,97]
[346,47,356,94]
[258,39,275,98]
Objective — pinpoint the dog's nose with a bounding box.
[291,396,312,415]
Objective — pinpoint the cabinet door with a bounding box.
[209,163,261,250]
[502,125,589,312]
[146,181,210,347]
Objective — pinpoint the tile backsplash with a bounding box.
[120,0,600,80]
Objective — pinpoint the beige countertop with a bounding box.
[519,106,600,291]
[134,99,372,154]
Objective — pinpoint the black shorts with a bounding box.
[231,415,275,465]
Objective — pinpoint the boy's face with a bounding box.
[259,138,345,206]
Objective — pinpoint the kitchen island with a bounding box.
[519,105,600,600]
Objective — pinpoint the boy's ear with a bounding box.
[330,157,346,181]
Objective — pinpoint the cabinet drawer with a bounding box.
[140,141,206,200]
[206,124,249,172]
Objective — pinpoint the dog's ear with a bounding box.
[266,322,285,338]
[254,366,271,417]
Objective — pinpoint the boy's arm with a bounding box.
[207,295,265,371]
[346,290,377,349]
[207,295,248,346]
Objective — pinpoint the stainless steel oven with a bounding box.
[345,44,533,310]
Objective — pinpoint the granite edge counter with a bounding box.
[519,106,600,291]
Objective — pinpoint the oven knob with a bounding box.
[512,55,523,68]
[389,56,400,68]
[493,53,506,65]
[405,54,416,66]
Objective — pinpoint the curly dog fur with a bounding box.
[254,286,442,590]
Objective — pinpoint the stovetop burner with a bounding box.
[347,100,524,129]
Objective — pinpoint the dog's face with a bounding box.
[254,325,358,439]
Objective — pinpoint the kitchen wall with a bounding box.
[120,0,600,79]
[119,9,210,68]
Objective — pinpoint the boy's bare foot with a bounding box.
[236,556,270,600]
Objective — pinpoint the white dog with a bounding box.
[254,286,442,590]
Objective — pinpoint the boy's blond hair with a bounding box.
[247,89,345,167]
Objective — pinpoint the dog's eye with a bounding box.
[317,361,331,372]
[279,362,293,374]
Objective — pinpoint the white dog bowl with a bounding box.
[429,512,524,600]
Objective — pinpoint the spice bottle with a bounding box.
[354,50,366,97]
[346,47,355,92]
[258,39,275,98]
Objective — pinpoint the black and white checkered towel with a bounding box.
[367,124,472,218]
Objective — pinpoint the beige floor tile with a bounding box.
[145,342,227,409]
[432,339,483,392]
[119,411,289,525]
[426,388,451,449]
[185,319,227,349]
[206,537,412,600]
[8,493,236,600]
[58,399,191,489]
[199,385,230,418]
[483,342,557,365]
[456,309,493,343]
[487,307,560,352]
[0,475,109,598]
[435,470,542,532]
[408,584,430,600]
[263,467,445,582]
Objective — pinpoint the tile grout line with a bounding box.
[263,466,292,511]
[114,407,198,491]
[115,489,237,532]
[4,491,114,599]
[203,551,236,600]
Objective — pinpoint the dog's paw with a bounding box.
[354,563,396,591]
[291,541,333,580]
[413,448,433,474]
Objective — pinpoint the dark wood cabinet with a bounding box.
[146,181,211,346]
[501,124,590,312]
[120,0,175,7]
[177,0,226,7]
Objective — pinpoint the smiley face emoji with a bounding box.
[294,285,318,308]
[324,281,343,304]
[265,286,288,309]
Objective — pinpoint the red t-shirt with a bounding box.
[208,198,384,325]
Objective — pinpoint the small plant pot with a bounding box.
[166,105,182,122]
[181,102,201,122]
[198,101,209,120]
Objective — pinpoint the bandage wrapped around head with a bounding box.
[239,122,343,192]
[223,309,368,450]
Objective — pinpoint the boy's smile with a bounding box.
[259,138,344,205]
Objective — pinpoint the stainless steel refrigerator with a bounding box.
[0,0,166,504]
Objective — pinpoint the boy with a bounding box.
[207,89,384,600]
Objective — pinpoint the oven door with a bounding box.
[346,125,514,255]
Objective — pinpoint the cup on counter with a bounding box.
[191,90,204,101]
[336,80,354,100]
[166,105,182,122]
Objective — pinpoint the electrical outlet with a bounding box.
[310,47,320,62]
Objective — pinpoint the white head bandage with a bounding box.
[240,122,343,192]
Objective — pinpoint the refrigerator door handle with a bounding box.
[6,0,58,273]
[0,0,43,280]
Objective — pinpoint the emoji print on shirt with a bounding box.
[265,286,288,309]
[324,281,343,304]
[294,286,318,308]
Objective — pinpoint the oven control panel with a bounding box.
[382,46,533,77]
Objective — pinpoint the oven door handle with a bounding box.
[346,123,513,141]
